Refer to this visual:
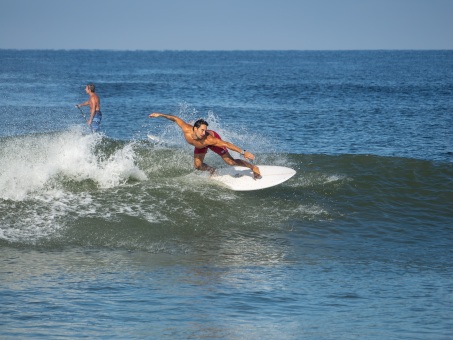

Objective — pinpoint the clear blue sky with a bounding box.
[1,0,452,50]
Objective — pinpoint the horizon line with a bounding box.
[1,48,452,52]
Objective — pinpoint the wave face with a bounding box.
[1,129,451,257]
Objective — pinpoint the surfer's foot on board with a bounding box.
[252,166,262,180]
[208,166,216,177]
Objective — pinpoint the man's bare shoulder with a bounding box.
[90,94,100,102]
[180,122,194,132]
[204,134,220,145]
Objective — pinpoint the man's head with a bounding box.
[86,83,95,93]
[193,119,208,139]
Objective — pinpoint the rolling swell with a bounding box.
[0,129,451,257]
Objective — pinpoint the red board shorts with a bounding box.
[194,130,228,156]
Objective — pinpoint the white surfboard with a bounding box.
[210,165,296,191]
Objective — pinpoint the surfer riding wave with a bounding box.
[148,113,261,179]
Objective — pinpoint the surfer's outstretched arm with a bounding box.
[207,135,255,161]
[148,112,191,131]
[206,136,261,179]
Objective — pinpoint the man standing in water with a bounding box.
[148,112,261,179]
[76,83,102,132]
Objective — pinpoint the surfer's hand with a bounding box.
[244,151,255,160]
[148,112,160,118]
[252,166,262,180]
[75,105,79,108]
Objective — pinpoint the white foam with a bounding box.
[0,127,154,243]
[0,127,147,201]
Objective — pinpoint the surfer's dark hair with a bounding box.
[87,83,95,92]
[193,119,208,129]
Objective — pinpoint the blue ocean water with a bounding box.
[0,50,452,339]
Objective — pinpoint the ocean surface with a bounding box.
[0,50,452,339]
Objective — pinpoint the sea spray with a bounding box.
[0,127,147,201]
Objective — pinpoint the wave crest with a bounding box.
[0,127,147,201]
